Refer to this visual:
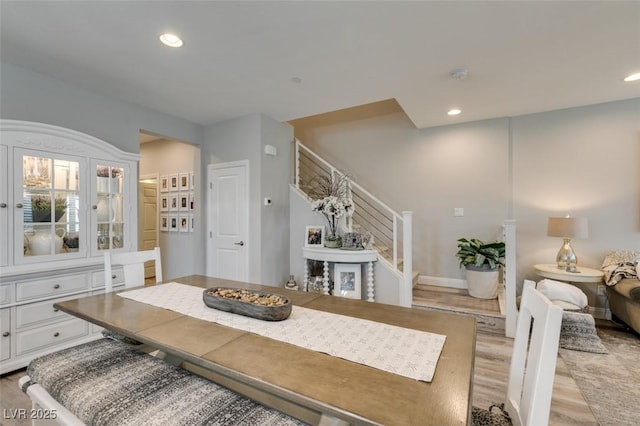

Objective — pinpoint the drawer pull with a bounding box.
[92,205,98,210]
[54,332,60,337]
[0,203,6,208]
[54,284,60,289]
[16,203,23,208]
[53,308,59,312]
[112,275,117,279]
[2,332,9,337]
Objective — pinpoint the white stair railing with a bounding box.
[295,140,414,306]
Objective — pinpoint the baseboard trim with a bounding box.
[417,275,467,289]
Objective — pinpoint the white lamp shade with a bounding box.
[547,217,588,239]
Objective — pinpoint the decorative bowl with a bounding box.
[202,287,292,321]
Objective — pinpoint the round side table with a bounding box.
[534,263,604,283]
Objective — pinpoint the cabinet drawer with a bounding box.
[92,267,125,288]
[0,284,11,306]
[1,308,10,361]
[16,273,89,301]
[15,293,84,329]
[15,318,89,356]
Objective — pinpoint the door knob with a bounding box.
[234,241,245,246]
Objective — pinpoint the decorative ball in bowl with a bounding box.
[202,287,292,321]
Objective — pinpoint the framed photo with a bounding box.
[189,192,195,211]
[189,214,194,232]
[160,214,168,231]
[179,173,189,190]
[160,195,168,212]
[179,193,189,211]
[179,213,189,233]
[169,215,178,232]
[333,264,361,299]
[169,194,179,211]
[169,174,179,191]
[189,172,195,190]
[305,225,324,247]
[160,175,169,193]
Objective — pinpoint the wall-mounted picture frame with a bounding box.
[169,194,179,211]
[189,172,195,190]
[179,213,189,233]
[179,193,189,211]
[160,195,168,212]
[179,172,189,190]
[189,192,195,211]
[189,214,194,232]
[305,225,324,247]
[160,175,169,193]
[160,214,168,231]
[333,264,361,299]
[169,215,178,232]
[169,173,179,191]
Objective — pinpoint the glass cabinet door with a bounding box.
[18,150,82,262]
[93,162,126,253]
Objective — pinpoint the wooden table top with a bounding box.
[55,275,476,425]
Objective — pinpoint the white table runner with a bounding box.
[119,283,446,382]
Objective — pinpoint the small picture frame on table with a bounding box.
[333,264,361,299]
[305,226,324,247]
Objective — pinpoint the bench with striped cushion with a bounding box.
[21,338,306,425]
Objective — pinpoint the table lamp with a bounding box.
[547,216,588,272]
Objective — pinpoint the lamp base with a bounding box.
[556,238,578,272]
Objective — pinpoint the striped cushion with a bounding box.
[24,338,306,426]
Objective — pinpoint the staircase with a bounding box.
[294,140,414,306]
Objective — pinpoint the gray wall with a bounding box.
[294,98,640,307]
[203,114,294,286]
[1,61,205,280]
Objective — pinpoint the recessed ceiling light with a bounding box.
[159,33,183,48]
[623,72,640,82]
[448,108,462,116]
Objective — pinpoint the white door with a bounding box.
[138,178,158,279]
[207,161,249,281]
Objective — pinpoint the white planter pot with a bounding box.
[465,267,499,299]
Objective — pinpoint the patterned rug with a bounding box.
[559,327,640,426]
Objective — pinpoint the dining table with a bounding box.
[54,275,476,426]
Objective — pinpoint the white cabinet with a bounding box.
[0,120,139,374]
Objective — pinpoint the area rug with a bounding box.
[559,327,640,426]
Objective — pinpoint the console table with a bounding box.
[302,247,378,301]
[534,263,604,284]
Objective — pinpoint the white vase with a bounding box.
[465,267,499,299]
[28,228,65,256]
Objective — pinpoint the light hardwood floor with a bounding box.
[0,285,614,425]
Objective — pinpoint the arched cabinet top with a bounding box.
[0,120,139,162]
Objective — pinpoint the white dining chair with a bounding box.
[104,247,162,292]
[472,281,563,426]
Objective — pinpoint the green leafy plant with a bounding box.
[456,238,505,270]
[31,195,67,222]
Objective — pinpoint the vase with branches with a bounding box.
[308,173,354,247]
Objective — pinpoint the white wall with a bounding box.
[140,139,203,280]
[293,98,640,308]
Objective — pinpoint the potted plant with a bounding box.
[456,238,505,299]
[31,195,67,222]
[308,173,354,248]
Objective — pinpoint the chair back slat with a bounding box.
[104,247,162,292]
[506,281,563,426]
